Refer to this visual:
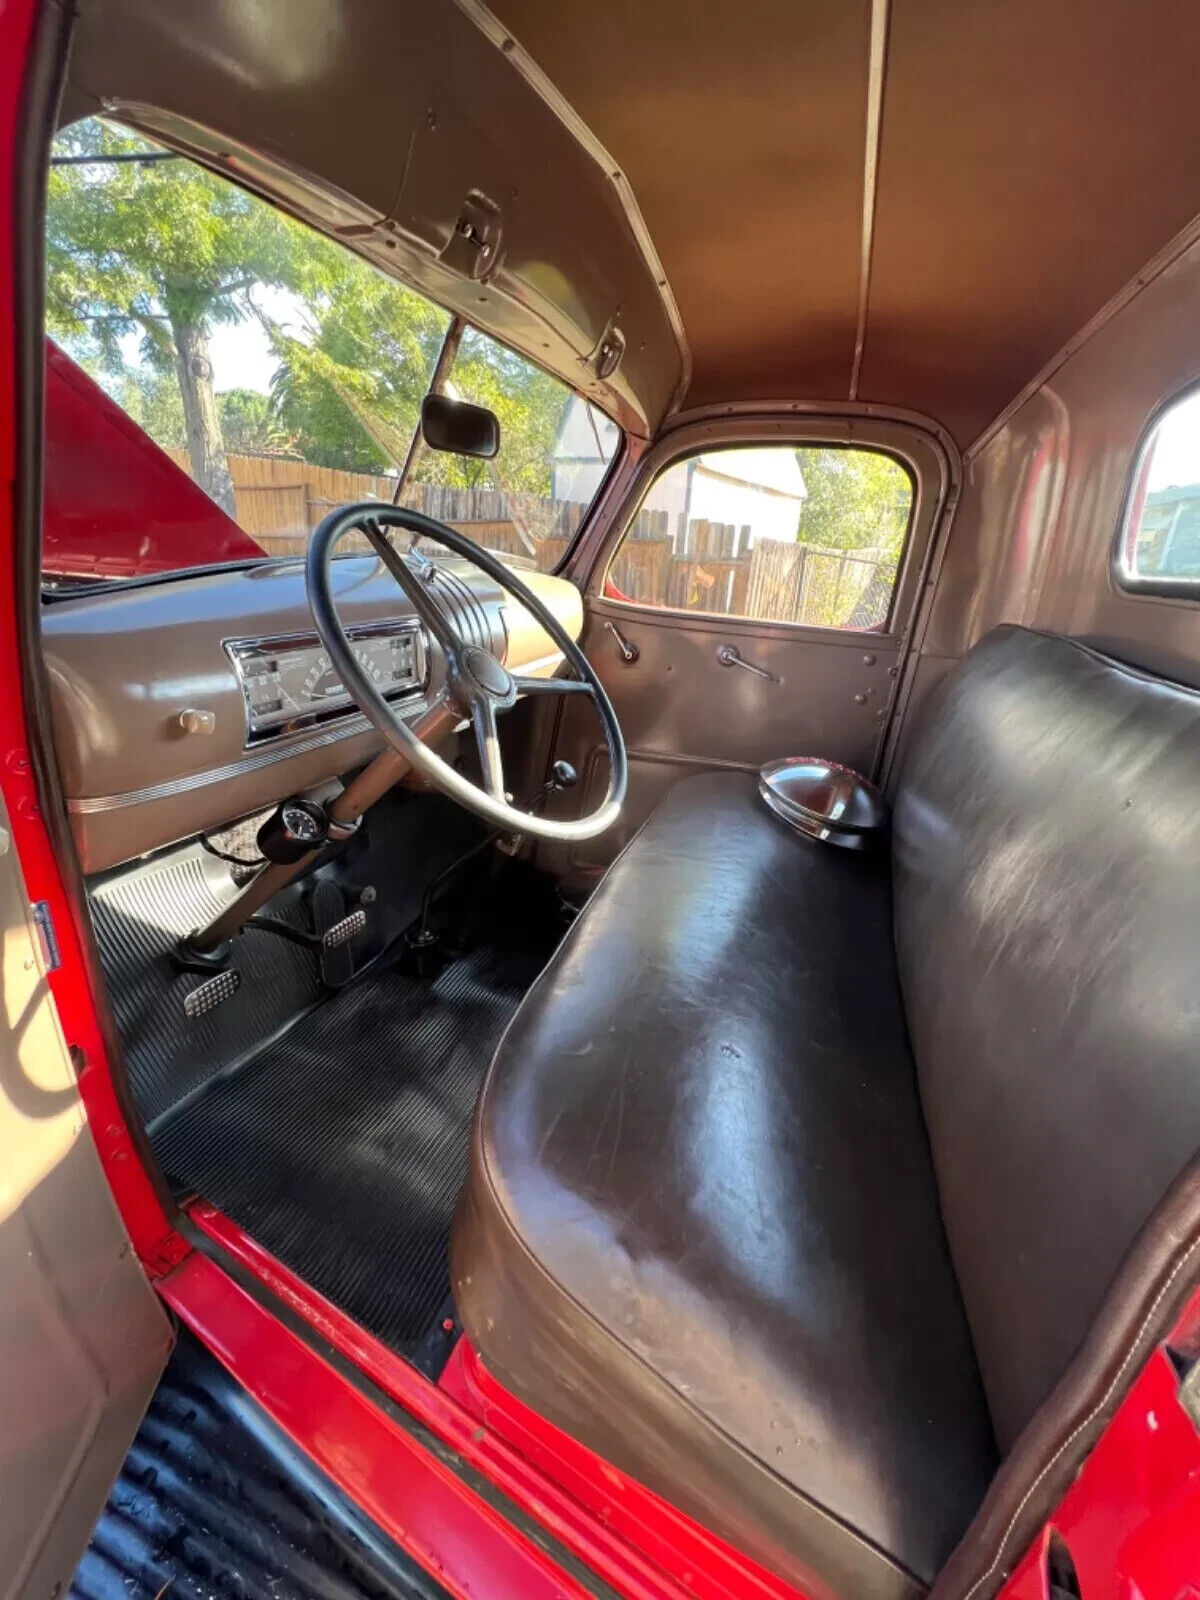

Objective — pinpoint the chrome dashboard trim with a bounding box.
[224,617,427,746]
[66,694,431,815]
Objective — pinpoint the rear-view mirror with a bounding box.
[420,392,500,459]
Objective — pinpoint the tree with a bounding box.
[265,268,448,473]
[438,329,568,497]
[217,389,295,456]
[46,118,313,512]
[796,448,911,554]
[110,367,186,450]
[794,448,913,628]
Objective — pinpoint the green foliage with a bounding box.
[46,119,310,372]
[217,389,294,455]
[795,448,912,554]
[95,364,187,450]
[265,266,448,472]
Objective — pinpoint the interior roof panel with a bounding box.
[489,0,872,410]
[862,0,1200,445]
[496,0,1200,444]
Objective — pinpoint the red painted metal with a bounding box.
[43,339,263,581]
[998,1290,1200,1600]
[191,1200,805,1600]
[158,1248,587,1600]
[442,1340,808,1600]
[0,0,183,1269]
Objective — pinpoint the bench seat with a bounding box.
[452,770,996,1599]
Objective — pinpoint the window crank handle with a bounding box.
[717,644,779,683]
[605,619,639,663]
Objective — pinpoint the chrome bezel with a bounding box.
[225,618,428,746]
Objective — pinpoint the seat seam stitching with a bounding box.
[960,1232,1200,1600]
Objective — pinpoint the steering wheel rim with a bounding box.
[306,502,627,842]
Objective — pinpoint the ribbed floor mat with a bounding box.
[71,1332,447,1600]
[153,927,556,1355]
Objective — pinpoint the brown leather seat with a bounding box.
[452,627,1200,1598]
[453,769,996,1599]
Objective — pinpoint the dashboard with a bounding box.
[42,553,584,874]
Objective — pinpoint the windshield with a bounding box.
[43,118,619,589]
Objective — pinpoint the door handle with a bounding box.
[605,619,639,664]
[717,644,780,684]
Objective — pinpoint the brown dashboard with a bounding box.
[41,555,583,873]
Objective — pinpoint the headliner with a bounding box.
[492,0,1200,445]
[65,0,1200,448]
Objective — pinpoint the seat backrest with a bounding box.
[893,625,1200,1451]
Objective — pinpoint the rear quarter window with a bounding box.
[1117,386,1200,596]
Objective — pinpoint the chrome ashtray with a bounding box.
[758,757,888,849]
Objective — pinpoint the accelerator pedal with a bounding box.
[183,967,242,1020]
[312,879,363,988]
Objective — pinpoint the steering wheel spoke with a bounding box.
[470,697,507,801]
[510,674,596,698]
[362,517,458,651]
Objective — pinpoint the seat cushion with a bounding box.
[452,772,996,1600]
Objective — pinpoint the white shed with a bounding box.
[553,397,805,546]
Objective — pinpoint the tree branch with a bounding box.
[214,277,258,298]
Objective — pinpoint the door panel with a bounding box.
[550,598,900,871]
[0,789,172,1600]
[539,416,953,878]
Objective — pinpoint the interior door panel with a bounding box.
[548,598,900,871]
[0,788,172,1600]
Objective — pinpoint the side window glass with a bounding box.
[605,445,913,631]
[1119,389,1200,590]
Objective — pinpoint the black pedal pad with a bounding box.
[312,879,358,987]
[183,968,241,1019]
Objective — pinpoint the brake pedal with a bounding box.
[183,968,241,1019]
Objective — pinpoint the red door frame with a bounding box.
[3,8,1198,1600]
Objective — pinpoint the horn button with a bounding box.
[459,644,517,706]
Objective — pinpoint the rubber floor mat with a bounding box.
[71,1331,447,1600]
[153,924,556,1356]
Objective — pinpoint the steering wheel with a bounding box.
[306,503,627,843]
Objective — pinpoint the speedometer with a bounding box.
[300,651,343,702]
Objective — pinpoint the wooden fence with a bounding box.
[169,448,893,629]
[609,508,893,629]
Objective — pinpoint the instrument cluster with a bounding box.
[227,620,427,744]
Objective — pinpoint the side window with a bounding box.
[1119,388,1200,591]
[604,445,913,631]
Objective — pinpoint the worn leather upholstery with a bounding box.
[454,624,1200,1597]
[894,625,1200,1453]
[452,770,996,1600]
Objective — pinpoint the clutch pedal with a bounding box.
[183,968,241,1019]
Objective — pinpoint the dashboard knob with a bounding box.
[176,707,216,736]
